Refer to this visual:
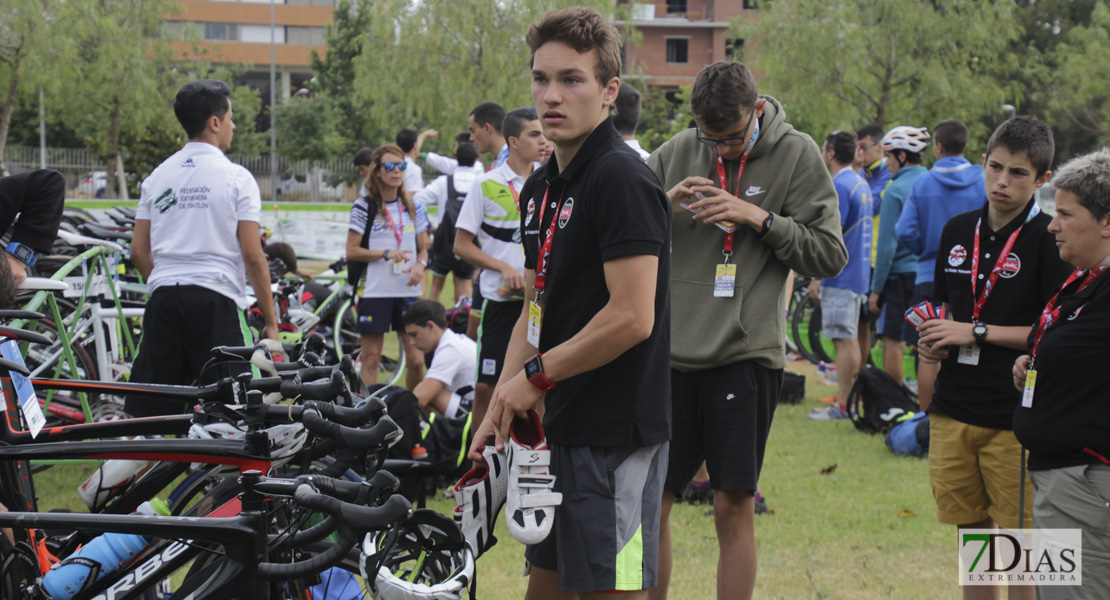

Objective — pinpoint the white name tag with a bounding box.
[527,301,542,347]
[957,345,980,366]
[714,264,737,298]
[392,260,403,275]
[1021,370,1037,408]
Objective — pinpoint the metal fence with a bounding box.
[1,146,434,202]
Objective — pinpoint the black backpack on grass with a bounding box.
[844,364,919,434]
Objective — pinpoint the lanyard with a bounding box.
[508,181,520,212]
[534,182,567,292]
[969,205,1040,321]
[714,151,749,261]
[380,201,404,250]
[1031,265,1107,360]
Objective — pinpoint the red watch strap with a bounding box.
[526,354,556,392]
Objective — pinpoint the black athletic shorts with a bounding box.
[476,299,522,385]
[877,272,917,343]
[665,361,783,493]
[429,234,476,280]
[470,280,484,318]
[125,285,250,417]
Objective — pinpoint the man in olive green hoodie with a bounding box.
[647,61,847,600]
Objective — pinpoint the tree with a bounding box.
[273,95,347,163]
[345,0,613,158]
[0,0,64,160]
[738,0,1022,143]
[309,0,374,157]
[1010,0,1105,161]
[58,0,183,198]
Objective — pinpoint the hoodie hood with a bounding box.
[929,156,983,190]
[747,95,791,161]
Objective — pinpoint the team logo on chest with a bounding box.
[999,253,1021,278]
[948,245,967,267]
[558,197,574,229]
[526,198,536,225]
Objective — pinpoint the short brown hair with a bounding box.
[526,7,622,85]
[690,62,759,133]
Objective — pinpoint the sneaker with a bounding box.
[754,490,768,515]
[505,409,562,545]
[808,405,849,421]
[903,378,919,397]
[818,362,838,385]
[682,481,713,505]
[452,444,508,558]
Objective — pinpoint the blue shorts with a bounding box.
[819,285,866,340]
[356,297,417,334]
[877,273,917,343]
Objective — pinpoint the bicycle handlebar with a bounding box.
[301,410,401,452]
[255,484,411,580]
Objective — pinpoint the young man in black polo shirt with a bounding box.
[468,7,671,598]
[917,116,1070,600]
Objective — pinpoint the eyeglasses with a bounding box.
[696,107,757,149]
[858,142,879,152]
[381,161,408,172]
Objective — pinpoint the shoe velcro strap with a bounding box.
[516,474,556,487]
[513,450,551,466]
[520,492,563,508]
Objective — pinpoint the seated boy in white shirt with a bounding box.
[402,299,476,418]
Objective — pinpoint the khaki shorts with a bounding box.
[928,413,1033,529]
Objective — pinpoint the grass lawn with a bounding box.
[29,271,962,598]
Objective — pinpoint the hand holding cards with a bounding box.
[679,192,738,233]
[904,300,946,327]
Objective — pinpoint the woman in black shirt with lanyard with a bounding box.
[1013,148,1110,600]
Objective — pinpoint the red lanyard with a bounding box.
[714,152,749,256]
[969,206,1040,321]
[380,201,404,249]
[534,183,567,292]
[508,181,520,212]
[1031,265,1108,359]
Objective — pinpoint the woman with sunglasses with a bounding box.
[346,144,431,389]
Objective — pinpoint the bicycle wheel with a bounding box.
[789,293,820,365]
[22,318,101,425]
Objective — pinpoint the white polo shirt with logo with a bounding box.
[136,142,261,308]
[455,162,529,302]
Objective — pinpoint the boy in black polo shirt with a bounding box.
[467,7,671,598]
[917,116,1070,600]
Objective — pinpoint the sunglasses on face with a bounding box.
[381,161,408,172]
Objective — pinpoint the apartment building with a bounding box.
[164,0,338,102]
[616,0,758,91]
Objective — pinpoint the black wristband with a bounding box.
[758,213,775,238]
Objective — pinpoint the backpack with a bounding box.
[443,303,470,335]
[431,175,468,265]
[844,364,920,434]
[780,371,806,405]
[885,412,930,457]
[346,198,379,288]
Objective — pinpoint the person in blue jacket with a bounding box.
[869,126,930,384]
[895,118,985,409]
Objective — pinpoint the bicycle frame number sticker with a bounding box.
[0,339,44,437]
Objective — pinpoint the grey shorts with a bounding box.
[524,442,668,593]
[820,285,866,340]
[1030,464,1110,599]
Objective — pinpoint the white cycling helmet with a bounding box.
[362,509,476,600]
[187,420,307,474]
[881,126,931,154]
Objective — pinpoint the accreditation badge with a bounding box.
[714,264,737,298]
[957,345,980,366]
[527,300,542,347]
[392,260,404,276]
[1021,370,1037,408]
